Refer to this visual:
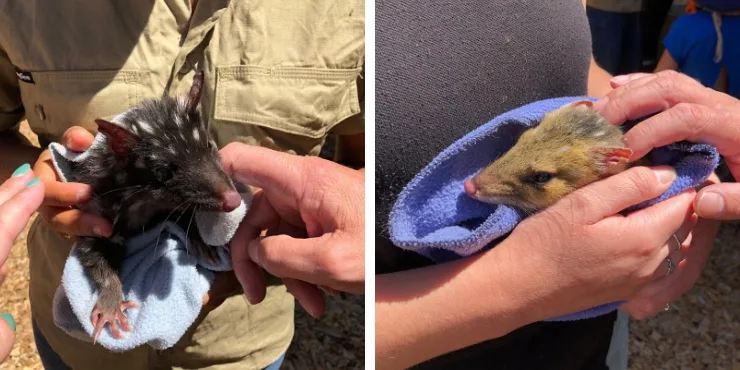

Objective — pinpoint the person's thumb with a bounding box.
[553,165,677,225]
[694,183,740,220]
[248,234,330,286]
[0,313,16,364]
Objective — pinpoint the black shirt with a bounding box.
[375,0,618,368]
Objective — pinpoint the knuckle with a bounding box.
[317,247,344,279]
[627,167,657,198]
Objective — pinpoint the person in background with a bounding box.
[639,0,674,71]
[654,0,740,98]
[0,165,45,364]
[586,0,644,76]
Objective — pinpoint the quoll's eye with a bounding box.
[154,167,174,182]
[531,172,553,184]
[208,141,217,151]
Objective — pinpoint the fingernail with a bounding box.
[653,167,677,184]
[610,75,630,84]
[76,187,91,202]
[1,313,16,332]
[25,177,40,188]
[697,192,724,216]
[593,96,609,112]
[11,163,31,177]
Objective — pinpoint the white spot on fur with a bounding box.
[558,145,570,153]
[192,128,201,142]
[168,145,176,155]
[174,115,183,127]
[594,131,605,137]
[137,121,155,134]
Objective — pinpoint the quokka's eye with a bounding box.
[530,172,553,184]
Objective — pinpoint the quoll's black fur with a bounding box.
[69,71,242,344]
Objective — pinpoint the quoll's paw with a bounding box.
[90,300,138,344]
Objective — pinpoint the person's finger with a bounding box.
[38,207,112,237]
[554,165,677,224]
[33,153,93,208]
[61,126,95,152]
[693,183,740,220]
[0,179,45,264]
[283,278,326,319]
[621,103,740,166]
[0,165,35,205]
[595,70,716,126]
[650,213,695,279]
[0,313,16,363]
[219,143,304,198]
[623,217,719,319]
[622,189,696,250]
[231,220,267,305]
[607,73,654,88]
[593,73,660,113]
[247,234,328,284]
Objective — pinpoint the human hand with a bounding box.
[621,173,721,319]
[0,163,45,363]
[33,126,112,238]
[501,165,696,321]
[220,143,364,318]
[594,70,740,220]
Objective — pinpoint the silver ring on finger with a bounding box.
[665,256,674,276]
[671,233,681,252]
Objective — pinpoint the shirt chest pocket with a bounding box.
[211,66,362,153]
[18,70,147,140]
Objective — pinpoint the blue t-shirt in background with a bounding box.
[663,11,740,98]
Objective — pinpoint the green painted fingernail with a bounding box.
[11,163,31,177]
[25,177,40,188]
[1,313,15,332]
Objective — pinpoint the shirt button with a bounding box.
[34,104,46,120]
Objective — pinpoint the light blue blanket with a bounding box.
[388,96,720,321]
[48,116,251,352]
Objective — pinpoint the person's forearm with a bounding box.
[0,130,42,181]
[375,246,536,370]
[587,57,614,98]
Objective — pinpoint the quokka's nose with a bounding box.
[463,179,477,197]
[221,190,242,212]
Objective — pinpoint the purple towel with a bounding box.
[388,96,720,321]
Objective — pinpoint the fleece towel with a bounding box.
[388,96,720,322]
[47,113,252,352]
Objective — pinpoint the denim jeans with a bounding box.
[586,6,643,76]
[32,319,286,370]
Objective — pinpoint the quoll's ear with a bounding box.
[562,99,594,110]
[95,119,138,157]
[187,71,204,114]
[591,147,633,173]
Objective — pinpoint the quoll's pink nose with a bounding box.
[221,190,242,212]
[463,179,477,197]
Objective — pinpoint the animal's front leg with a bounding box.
[76,236,137,343]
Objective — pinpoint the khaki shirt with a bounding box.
[0,1,364,369]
